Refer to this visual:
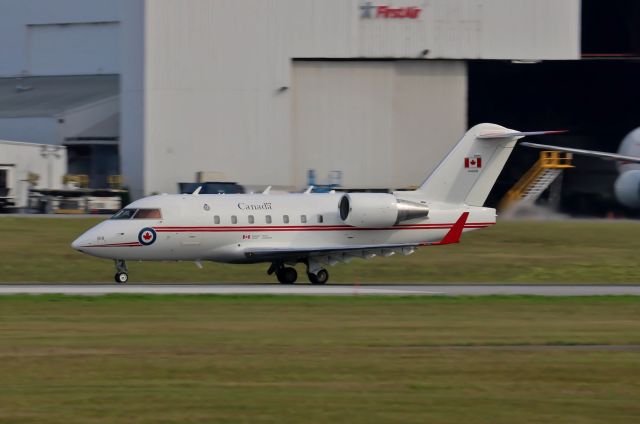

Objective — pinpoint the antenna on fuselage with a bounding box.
[262,186,272,194]
[192,186,202,195]
[304,186,314,194]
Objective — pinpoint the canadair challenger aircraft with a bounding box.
[72,123,562,284]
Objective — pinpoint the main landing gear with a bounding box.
[267,261,329,285]
[114,259,128,284]
[277,267,297,284]
[307,268,329,285]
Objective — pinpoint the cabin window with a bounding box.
[283,215,289,224]
[248,215,255,224]
[317,214,323,223]
[214,215,220,224]
[133,209,162,219]
[111,209,136,220]
[301,214,307,224]
[265,215,272,224]
[231,215,237,224]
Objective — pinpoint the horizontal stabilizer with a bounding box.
[477,130,567,139]
[521,142,640,164]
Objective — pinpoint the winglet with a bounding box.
[430,212,469,246]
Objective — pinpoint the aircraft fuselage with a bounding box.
[72,193,495,263]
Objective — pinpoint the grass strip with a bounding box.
[2,217,640,282]
[1,296,639,423]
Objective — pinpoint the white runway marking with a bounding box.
[0,284,639,296]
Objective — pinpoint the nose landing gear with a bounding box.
[114,259,128,284]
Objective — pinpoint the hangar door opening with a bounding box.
[469,60,640,216]
[291,60,466,190]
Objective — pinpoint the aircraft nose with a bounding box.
[71,236,84,251]
[71,229,95,252]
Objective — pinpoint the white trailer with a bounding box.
[0,140,67,210]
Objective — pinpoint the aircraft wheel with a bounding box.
[308,269,329,285]
[276,267,297,284]
[114,272,128,284]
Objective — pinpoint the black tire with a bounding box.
[276,267,297,284]
[308,269,329,285]
[115,272,128,284]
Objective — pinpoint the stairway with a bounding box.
[521,168,563,201]
[499,151,573,211]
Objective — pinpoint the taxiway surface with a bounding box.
[0,284,639,296]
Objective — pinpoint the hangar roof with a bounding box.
[0,75,118,118]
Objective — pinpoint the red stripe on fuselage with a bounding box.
[80,242,143,248]
[152,223,494,232]
[78,223,494,248]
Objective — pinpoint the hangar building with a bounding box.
[0,0,586,199]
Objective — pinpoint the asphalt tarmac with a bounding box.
[0,284,639,296]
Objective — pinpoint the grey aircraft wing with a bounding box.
[521,142,640,163]
[243,242,420,262]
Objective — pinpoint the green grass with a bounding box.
[1,217,640,283]
[0,295,639,423]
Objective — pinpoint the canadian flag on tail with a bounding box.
[464,156,482,169]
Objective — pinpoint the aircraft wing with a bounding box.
[243,212,469,262]
[521,142,640,164]
[243,242,420,262]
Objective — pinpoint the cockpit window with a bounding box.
[111,208,162,220]
[111,209,136,220]
[133,209,162,219]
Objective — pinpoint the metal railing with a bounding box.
[499,151,573,211]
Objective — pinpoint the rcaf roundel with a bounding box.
[138,227,157,246]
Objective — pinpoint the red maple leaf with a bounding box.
[143,232,152,241]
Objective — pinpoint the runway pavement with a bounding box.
[1,284,640,296]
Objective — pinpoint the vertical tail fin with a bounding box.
[417,123,521,206]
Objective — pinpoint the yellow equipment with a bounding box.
[108,175,123,189]
[499,151,573,211]
[62,174,89,188]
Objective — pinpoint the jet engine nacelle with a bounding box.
[338,193,429,228]
[614,170,640,209]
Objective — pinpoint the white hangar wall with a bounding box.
[129,0,580,197]
[292,60,466,189]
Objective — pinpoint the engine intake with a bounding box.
[338,193,429,228]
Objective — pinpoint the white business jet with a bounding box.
[72,123,561,284]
